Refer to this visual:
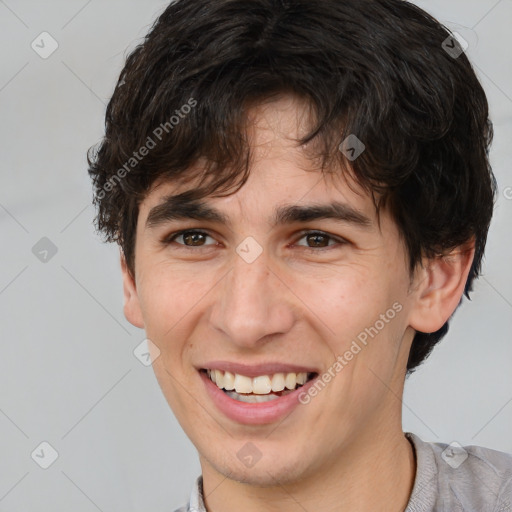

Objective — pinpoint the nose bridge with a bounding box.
[209,247,295,346]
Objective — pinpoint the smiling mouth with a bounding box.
[200,368,318,403]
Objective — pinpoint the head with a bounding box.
[88,0,495,487]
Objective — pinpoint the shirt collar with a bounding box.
[187,475,206,512]
[404,431,438,511]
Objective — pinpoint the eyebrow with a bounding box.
[145,195,373,230]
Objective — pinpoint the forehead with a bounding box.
[139,94,383,229]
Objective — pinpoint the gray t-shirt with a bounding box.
[174,432,512,511]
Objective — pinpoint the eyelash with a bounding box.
[162,229,347,254]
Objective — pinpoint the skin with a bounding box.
[121,95,474,511]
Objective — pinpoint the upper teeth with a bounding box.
[207,369,309,394]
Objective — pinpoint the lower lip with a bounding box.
[200,370,318,425]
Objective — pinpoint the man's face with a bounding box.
[123,95,420,486]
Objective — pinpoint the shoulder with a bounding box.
[406,432,512,511]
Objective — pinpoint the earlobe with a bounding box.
[120,250,145,329]
[408,241,475,334]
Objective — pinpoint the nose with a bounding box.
[209,248,296,348]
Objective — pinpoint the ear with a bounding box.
[120,250,145,329]
[408,240,475,334]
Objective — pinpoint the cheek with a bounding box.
[297,265,406,377]
[136,261,210,340]
[294,266,387,335]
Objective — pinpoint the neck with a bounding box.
[201,426,416,512]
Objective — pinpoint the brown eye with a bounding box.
[295,231,345,250]
[305,233,330,248]
[182,231,207,246]
[165,230,216,247]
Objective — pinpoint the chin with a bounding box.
[207,451,309,487]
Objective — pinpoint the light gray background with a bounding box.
[0,1,511,511]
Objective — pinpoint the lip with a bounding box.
[199,369,319,425]
[198,360,319,378]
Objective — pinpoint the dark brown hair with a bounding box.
[87,0,496,374]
